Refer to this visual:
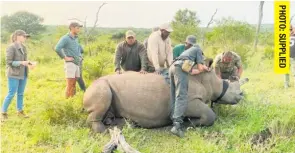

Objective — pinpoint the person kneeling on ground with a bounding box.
[213,51,243,82]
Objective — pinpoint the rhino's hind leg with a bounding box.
[83,79,112,133]
[186,100,216,127]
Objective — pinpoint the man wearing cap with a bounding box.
[147,23,173,74]
[213,51,243,81]
[169,45,210,137]
[114,30,148,74]
[143,27,160,49]
[284,25,295,88]
[55,22,83,98]
[173,35,197,59]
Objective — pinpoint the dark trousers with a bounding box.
[77,60,86,92]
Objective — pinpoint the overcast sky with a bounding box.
[1,1,295,28]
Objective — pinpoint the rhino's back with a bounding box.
[106,72,171,127]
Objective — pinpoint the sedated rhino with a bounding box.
[83,70,248,133]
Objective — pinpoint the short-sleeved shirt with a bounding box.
[176,46,204,64]
[213,51,242,73]
[173,44,185,59]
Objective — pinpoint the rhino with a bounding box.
[83,70,248,133]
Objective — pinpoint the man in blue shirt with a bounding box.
[55,22,83,98]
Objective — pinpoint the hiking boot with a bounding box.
[284,83,290,89]
[17,111,29,118]
[170,122,185,138]
[1,113,8,122]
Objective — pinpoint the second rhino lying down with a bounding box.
[83,70,247,133]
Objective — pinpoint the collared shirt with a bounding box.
[147,30,173,70]
[55,33,81,65]
[176,46,204,64]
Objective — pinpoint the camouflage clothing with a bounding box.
[213,51,242,80]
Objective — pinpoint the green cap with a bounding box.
[125,30,136,38]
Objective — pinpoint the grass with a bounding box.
[1,43,295,153]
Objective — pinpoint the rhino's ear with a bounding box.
[239,78,249,86]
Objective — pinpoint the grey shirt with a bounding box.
[114,40,148,72]
[176,45,204,64]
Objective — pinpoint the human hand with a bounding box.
[64,56,74,62]
[154,70,161,75]
[21,61,30,66]
[116,69,122,74]
[140,70,147,74]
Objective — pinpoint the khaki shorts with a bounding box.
[64,62,80,78]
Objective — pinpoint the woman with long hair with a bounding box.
[1,30,33,121]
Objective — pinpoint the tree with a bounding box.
[69,2,107,56]
[253,1,264,52]
[111,32,125,43]
[1,11,45,35]
[206,17,255,63]
[171,9,201,44]
[206,17,255,49]
[201,9,218,47]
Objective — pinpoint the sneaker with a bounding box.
[17,111,29,118]
[1,113,8,122]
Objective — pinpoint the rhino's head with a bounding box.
[214,78,249,105]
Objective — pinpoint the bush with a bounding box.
[84,39,116,56]
[263,46,274,59]
[83,51,114,80]
[233,45,251,66]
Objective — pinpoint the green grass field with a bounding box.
[1,52,295,153]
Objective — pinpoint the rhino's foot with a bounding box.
[92,122,106,133]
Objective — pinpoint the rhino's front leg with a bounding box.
[87,113,107,133]
[83,79,112,133]
[185,99,216,127]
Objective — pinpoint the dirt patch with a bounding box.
[251,128,272,146]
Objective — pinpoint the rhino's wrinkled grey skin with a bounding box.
[83,70,246,133]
